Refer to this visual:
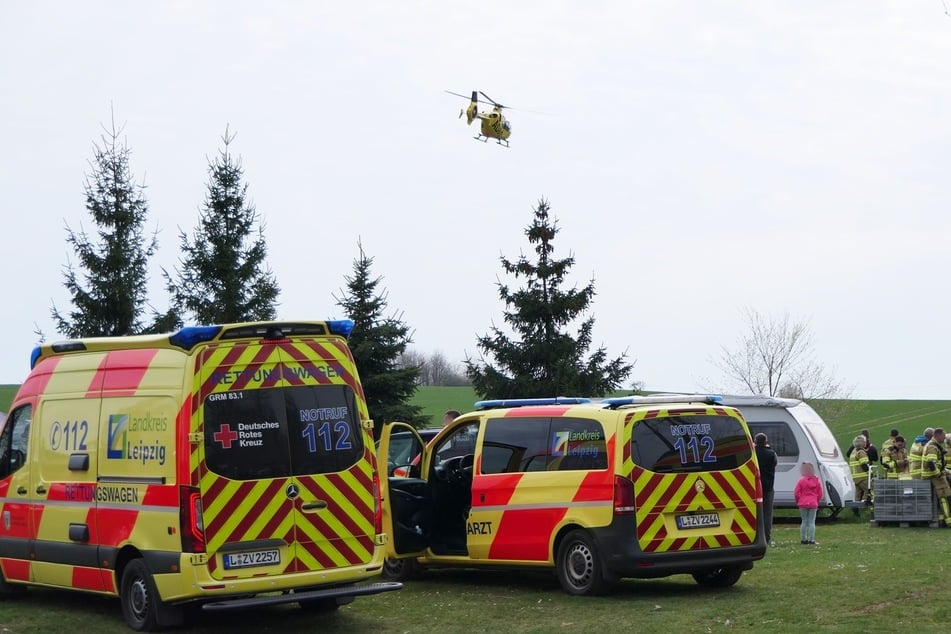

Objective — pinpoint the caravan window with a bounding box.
[747,422,799,458]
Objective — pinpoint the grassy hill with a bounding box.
[3,383,947,454]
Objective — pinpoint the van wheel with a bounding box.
[382,557,418,581]
[120,559,164,631]
[692,566,744,588]
[556,530,612,596]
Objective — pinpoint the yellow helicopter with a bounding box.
[445,90,513,147]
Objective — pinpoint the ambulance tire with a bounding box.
[381,557,419,581]
[691,565,744,589]
[556,530,612,596]
[120,559,182,631]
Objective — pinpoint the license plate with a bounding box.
[676,513,720,529]
[223,549,280,570]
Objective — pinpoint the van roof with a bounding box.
[30,319,354,369]
[712,395,803,408]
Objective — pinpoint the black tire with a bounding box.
[555,530,612,596]
[381,557,418,581]
[692,566,744,588]
[120,559,162,632]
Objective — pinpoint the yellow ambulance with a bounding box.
[0,321,400,631]
[379,396,767,595]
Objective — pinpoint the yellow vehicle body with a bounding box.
[378,396,766,595]
[0,321,399,630]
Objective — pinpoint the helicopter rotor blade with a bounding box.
[478,91,507,109]
[445,90,476,101]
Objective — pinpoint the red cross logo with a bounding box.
[214,424,239,449]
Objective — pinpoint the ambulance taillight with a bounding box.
[613,475,635,515]
[180,486,206,553]
[372,473,383,534]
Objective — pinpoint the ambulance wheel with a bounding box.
[382,557,419,581]
[556,530,612,596]
[692,565,744,588]
[120,559,163,631]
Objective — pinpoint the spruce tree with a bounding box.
[465,198,633,398]
[335,241,426,433]
[52,119,157,338]
[164,127,279,325]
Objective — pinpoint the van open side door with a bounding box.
[378,422,430,559]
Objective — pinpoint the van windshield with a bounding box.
[631,415,752,473]
[797,409,840,458]
[203,384,364,480]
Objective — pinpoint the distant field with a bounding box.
[0,384,17,412]
[3,383,948,453]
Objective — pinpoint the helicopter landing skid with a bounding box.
[474,135,509,147]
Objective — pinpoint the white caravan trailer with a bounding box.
[720,396,854,517]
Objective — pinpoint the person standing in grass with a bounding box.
[849,435,871,503]
[794,462,823,545]
[754,433,778,546]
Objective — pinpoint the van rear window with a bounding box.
[204,384,364,480]
[631,415,752,473]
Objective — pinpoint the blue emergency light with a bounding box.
[327,319,355,339]
[169,325,223,351]
[474,397,591,410]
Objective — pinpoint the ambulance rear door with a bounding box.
[198,337,376,580]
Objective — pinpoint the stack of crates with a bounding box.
[871,479,939,526]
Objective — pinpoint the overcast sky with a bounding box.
[1,2,949,399]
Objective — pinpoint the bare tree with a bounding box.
[400,348,427,385]
[715,309,850,402]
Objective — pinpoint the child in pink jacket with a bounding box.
[794,462,823,545]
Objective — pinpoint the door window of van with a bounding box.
[746,422,800,457]
[632,415,752,473]
[480,417,608,474]
[0,405,31,478]
[203,385,364,481]
[480,417,549,474]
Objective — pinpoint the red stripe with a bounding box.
[297,539,337,569]
[84,355,109,397]
[205,481,259,538]
[142,485,178,507]
[298,477,371,536]
[196,345,248,408]
[1,559,30,582]
[230,346,279,391]
[226,480,289,542]
[488,508,568,560]
[96,508,139,546]
[258,499,296,539]
[72,566,106,591]
[18,356,62,400]
[572,470,613,503]
[99,349,161,395]
[504,406,571,417]
[324,473,373,525]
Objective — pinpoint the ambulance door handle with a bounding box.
[16,486,27,495]
[35,486,47,494]
[301,501,328,511]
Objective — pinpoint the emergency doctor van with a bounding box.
[0,321,400,631]
[378,396,767,595]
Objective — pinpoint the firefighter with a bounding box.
[908,427,934,480]
[921,428,951,526]
[849,435,871,504]
[881,428,899,454]
[881,435,908,479]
